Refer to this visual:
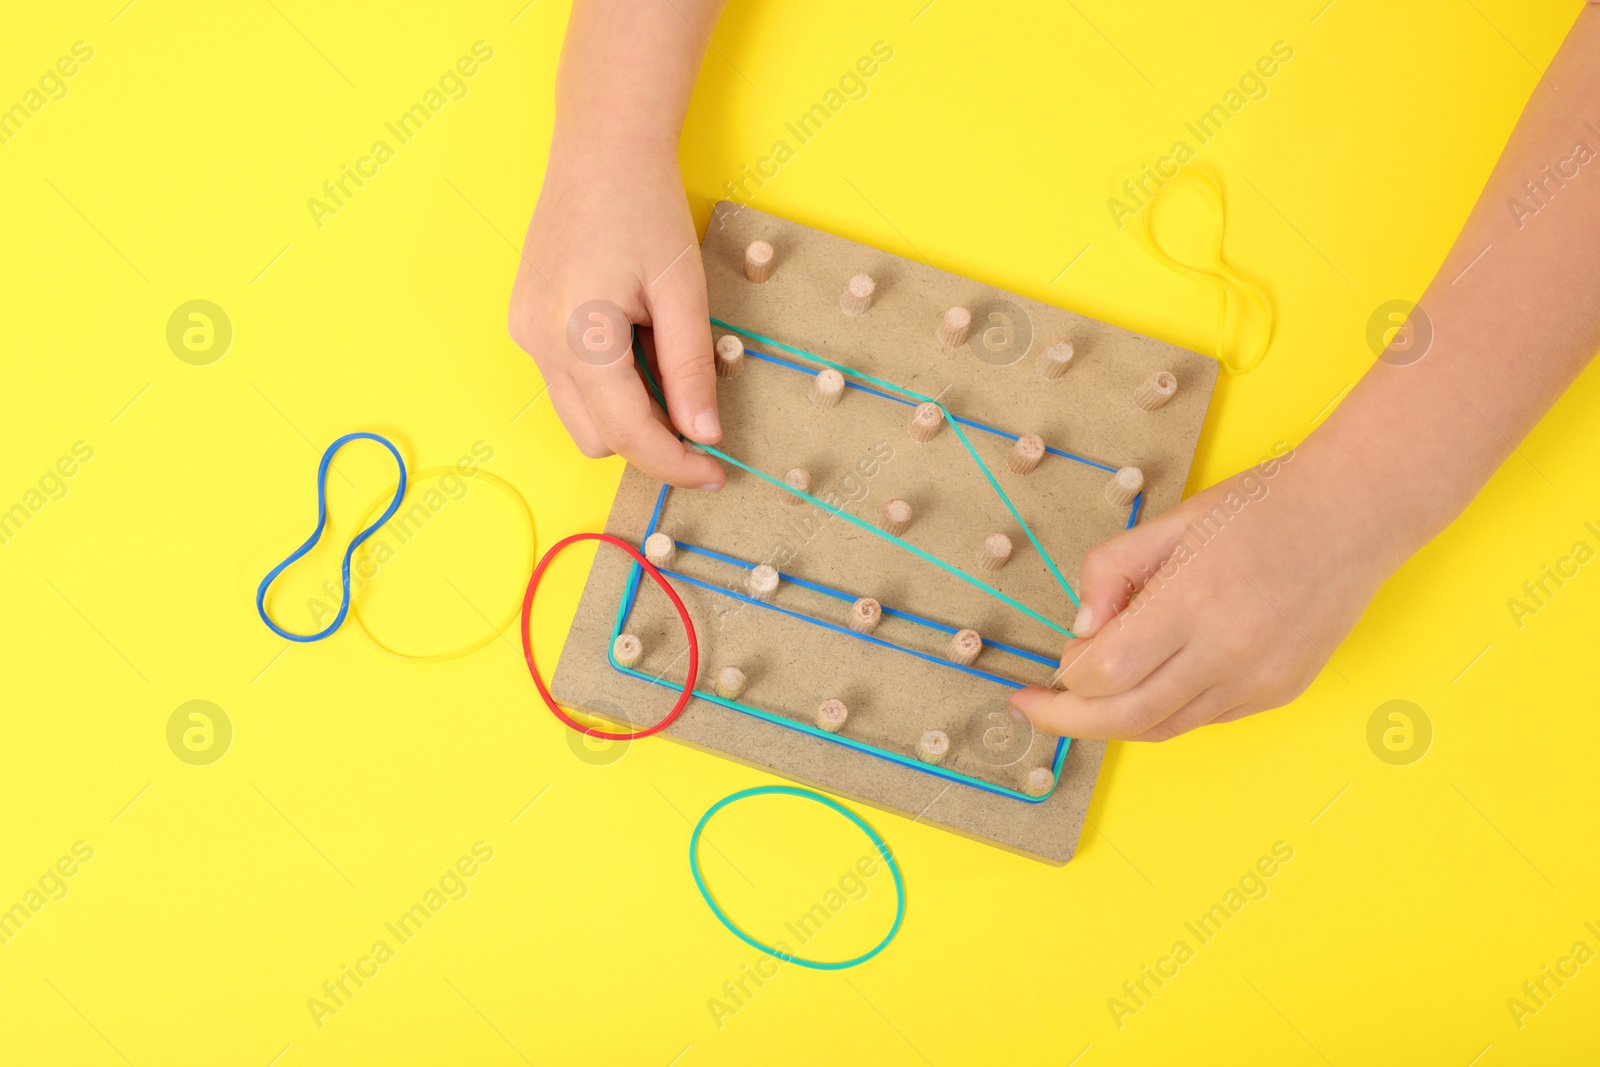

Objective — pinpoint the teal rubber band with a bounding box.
[610,483,1069,804]
[632,333,1075,638]
[709,317,1081,611]
[689,786,905,970]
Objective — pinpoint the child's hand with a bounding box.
[508,147,726,490]
[1008,449,1393,741]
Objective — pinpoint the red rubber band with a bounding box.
[521,532,698,742]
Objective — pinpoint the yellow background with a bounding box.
[3,0,1598,1063]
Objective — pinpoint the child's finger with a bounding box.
[544,375,611,458]
[644,251,720,444]
[1051,605,1188,698]
[1008,652,1206,739]
[1070,510,1189,637]
[1126,688,1239,742]
[578,365,726,489]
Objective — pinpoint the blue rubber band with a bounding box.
[672,540,1059,668]
[255,432,407,642]
[655,565,1029,688]
[633,335,1074,639]
[709,318,1082,611]
[689,786,905,971]
[618,482,1070,803]
[739,346,1122,473]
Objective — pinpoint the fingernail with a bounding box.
[694,410,721,442]
[1071,605,1094,636]
[1009,706,1027,723]
[696,481,722,492]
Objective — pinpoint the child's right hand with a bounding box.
[508,145,727,490]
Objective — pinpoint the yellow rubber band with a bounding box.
[349,467,537,664]
[1133,170,1275,375]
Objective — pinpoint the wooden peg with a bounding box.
[809,368,845,410]
[1039,339,1074,380]
[1105,466,1144,507]
[977,533,1012,572]
[848,597,881,634]
[949,628,982,666]
[1023,766,1055,797]
[780,466,811,505]
[1134,371,1177,411]
[815,698,849,734]
[612,634,643,669]
[917,729,950,765]
[747,564,780,602]
[1008,434,1045,475]
[743,240,775,283]
[644,532,676,569]
[714,334,745,379]
[714,666,747,699]
[840,273,875,316]
[882,498,913,536]
[908,402,944,443]
[937,306,971,347]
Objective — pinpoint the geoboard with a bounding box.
[552,201,1217,864]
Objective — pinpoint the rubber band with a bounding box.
[1132,170,1274,375]
[522,532,698,741]
[347,468,539,663]
[633,335,1076,639]
[740,347,1124,473]
[705,321,1083,610]
[610,485,1070,804]
[256,432,407,642]
[689,786,905,970]
[672,540,1059,669]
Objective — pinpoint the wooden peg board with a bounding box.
[552,202,1218,864]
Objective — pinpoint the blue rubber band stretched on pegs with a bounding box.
[690,786,905,970]
[255,432,407,642]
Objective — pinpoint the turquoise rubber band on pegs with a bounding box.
[708,318,1081,612]
[255,432,407,642]
[689,786,905,970]
[631,331,1076,638]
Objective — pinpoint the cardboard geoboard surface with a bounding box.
[552,202,1217,864]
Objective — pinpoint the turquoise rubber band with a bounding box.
[611,484,1069,803]
[632,332,1074,638]
[709,318,1081,611]
[689,786,905,970]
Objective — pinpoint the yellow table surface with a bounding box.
[4,1,1598,1063]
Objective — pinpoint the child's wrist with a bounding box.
[1292,416,1459,572]
[550,113,679,173]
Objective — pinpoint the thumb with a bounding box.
[1069,510,1189,638]
[645,247,721,445]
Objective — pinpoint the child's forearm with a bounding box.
[1310,7,1600,566]
[551,0,728,162]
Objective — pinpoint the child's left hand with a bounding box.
[1008,446,1394,741]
